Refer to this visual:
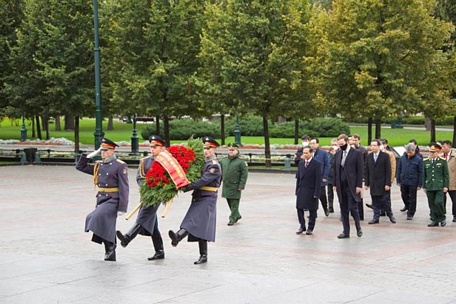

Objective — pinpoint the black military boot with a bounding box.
[148,234,165,260]
[116,224,141,248]
[168,229,188,247]
[103,241,116,261]
[194,240,208,265]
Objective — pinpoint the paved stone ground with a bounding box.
[1,165,456,304]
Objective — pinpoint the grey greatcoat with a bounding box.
[76,154,129,243]
[181,155,221,242]
[296,158,322,210]
[136,156,160,235]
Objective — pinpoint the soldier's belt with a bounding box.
[200,186,218,192]
[98,187,119,193]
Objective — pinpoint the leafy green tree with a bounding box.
[5,0,94,149]
[198,0,311,167]
[310,0,455,140]
[104,0,205,144]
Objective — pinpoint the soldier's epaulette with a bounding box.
[212,159,218,164]
[423,157,430,161]
[439,156,446,160]
[94,160,102,164]
[116,159,126,164]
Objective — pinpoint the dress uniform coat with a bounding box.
[136,157,161,235]
[76,154,129,243]
[220,153,248,200]
[423,156,449,223]
[296,158,322,210]
[181,155,221,242]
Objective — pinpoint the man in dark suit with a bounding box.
[333,134,363,238]
[295,147,322,235]
[365,139,396,224]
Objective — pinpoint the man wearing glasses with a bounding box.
[220,143,249,226]
[423,143,449,227]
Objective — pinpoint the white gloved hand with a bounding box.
[117,211,125,217]
[87,147,102,158]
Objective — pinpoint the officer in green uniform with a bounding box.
[423,143,449,227]
[220,143,249,226]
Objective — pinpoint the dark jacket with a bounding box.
[296,158,322,210]
[365,151,391,196]
[396,153,423,187]
[333,147,364,203]
[313,148,330,187]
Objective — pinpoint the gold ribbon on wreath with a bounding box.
[155,150,190,189]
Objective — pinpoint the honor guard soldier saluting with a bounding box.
[423,143,449,227]
[168,136,222,264]
[116,135,166,261]
[76,138,129,261]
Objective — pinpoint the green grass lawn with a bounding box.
[0,117,452,147]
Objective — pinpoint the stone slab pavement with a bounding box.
[1,165,456,304]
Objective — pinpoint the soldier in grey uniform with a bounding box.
[169,136,222,265]
[116,135,166,261]
[76,138,129,261]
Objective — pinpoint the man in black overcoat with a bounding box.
[295,147,322,235]
[333,134,363,238]
[364,139,396,224]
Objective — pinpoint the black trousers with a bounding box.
[400,185,418,217]
[297,208,317,231]
[443,190,456,216]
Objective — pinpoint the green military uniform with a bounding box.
[220,146,249,225]
[423,150,449,225]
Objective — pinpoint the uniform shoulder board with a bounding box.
[95,160,102,164]
[423,157,430,161]
[244,161,249,167]
[116,159,126,164]
[439,156,446,160]
[212,159,218,164]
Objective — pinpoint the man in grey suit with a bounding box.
[333,134,363,238]
[365,139,396,224]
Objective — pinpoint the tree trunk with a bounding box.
[42,116,50,140]
[262,116,271,168]
[74,115,80,153]
[220,114,225,146]
[375,120,381,139]
[155,116,160,134]
[107,116,114,130]
[164,116,170,146]
[453,117,456,148]
[424,117,431,131]
[367,118,372,144]
[65,115,75,131]
[294,119,299,145]
[430,118,436,143]
[55,115,61,131]
[35,115,42,139]
[31,117,36,138]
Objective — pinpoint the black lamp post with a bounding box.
[93,0,104,148]
[131,113,139,154]
[20,116,27,142]
[234,115,241,146]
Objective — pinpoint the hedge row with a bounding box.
[140,116,350,140]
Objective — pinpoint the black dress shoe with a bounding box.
[194,255,207,265]
[453,216,456,223]
[441,220,447,227]
[306,230,313,235]
[389,216,396,224]
[325,210,329,217]
[406,216,413,220]
[296,228,304,235]
[400,207,408,212]
[368,219,379,224]
[337,233,349,239]
[357,230,363,237]
[328,208,334,213]
[234,216,242,223]
[365,203,373,209]
[427,222,439,227]
[227,220,235,226]
[148,250,165,261]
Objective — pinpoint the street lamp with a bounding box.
[93,0,104,148]
[234,115,241,146]
[20,116,27,142]
[131,114,139,155]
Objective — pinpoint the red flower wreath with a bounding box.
[139,137,204,207]
[145,145,196,188]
